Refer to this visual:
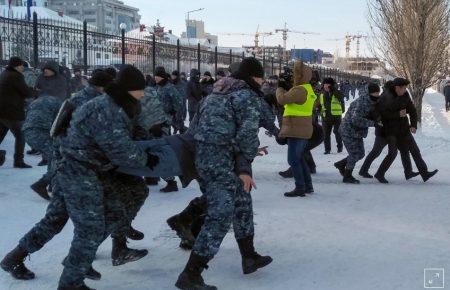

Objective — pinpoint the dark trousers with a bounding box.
[446,99,450,112]
[374,134,423,177]
[0,119,25,161]
[323,119,342,152]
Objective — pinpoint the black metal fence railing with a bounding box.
[0,12,373,83]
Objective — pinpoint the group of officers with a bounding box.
[0,55,438,290]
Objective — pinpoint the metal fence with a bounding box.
[0,12,373,82]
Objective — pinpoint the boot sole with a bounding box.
[243,257,273,275]
[1,262,35,280]
[175,280,217,290]
[112,250,148,266]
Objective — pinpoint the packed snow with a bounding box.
[1,90,449,290]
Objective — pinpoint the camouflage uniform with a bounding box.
[57,94,148,287]
[192,77,260,259]
[23,68,38,88]
[340,86,375,169]
[137,86,171,134]
[22,95,63,183]
[173,79,188,122]
[69,85,101,108]
[157,81,184,131]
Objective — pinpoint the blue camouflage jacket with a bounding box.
[156,81,184,129]
[22,95,63,132]
[69,85,102,108]
[340,86,375,139]
[60,94,148,171]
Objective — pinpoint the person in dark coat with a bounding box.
[186,68,202,121]
[200,71,215,98]
[35,61,69,100]
[0,57,32,168]
[172,70,188,129]
[374,78,438,183]
[318,77,345,154]
[444,81,450,112]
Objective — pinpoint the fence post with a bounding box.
[278,59,282,74]
[214,46,218,76]
[229,49,232,65]
[197,43,201,72]
[121,28,126,66]
[176,39,180,73]
[152,34,156,75]
[262,49,266,75]
[242,51,245,59]
[32,12,39,68]
[82,20,87,74]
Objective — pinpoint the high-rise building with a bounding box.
[290,49,324,64]
[181,19,218,45]
[47,0,141,33]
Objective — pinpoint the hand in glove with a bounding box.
[278,78,291,91]
[146,150,159,170]
[149,123,165,138]
[275,136,287,145]
[133,125,148,140]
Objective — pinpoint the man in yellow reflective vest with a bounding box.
[319,78,345,154]
[277,61,318,197]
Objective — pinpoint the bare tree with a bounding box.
[368,0,450,123]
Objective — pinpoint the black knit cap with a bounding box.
[89,69,114,87]
[204,71,212,77]
[392,77,410,87]
[216,69,226,77]
[104,67,117,79]
[154,66,167,78]
[171,70,179,77]
[323,77,335,85]
[8,57,24,68]
[116,65,146,91]
[237,57,264,79]
[368,82,380,94]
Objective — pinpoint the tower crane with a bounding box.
[218,25,273,54]
[326,34,367,58]
[274,22,320,61]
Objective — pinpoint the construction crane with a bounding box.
[218,25,273,54]
[327,34,367,58]
[274,22,320,61]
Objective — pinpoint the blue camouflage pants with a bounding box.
[193,142,254,260]
[23,128,54,183]
[342,135,365,170]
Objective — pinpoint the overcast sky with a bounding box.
[125,0,372,57]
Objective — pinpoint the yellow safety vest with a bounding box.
[283,84,317,117]
[319,93,343,117]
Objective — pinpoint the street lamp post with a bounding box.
[186,8,204,46]
[120,23,127,66]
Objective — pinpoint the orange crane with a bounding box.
[218,25,273,53]
[327,34,367,58]
[274,22,320,61]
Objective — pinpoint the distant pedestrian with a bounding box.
[444,81,450,112]
[200,71,214,97]
[0,57,32,168]
[186,68,202,121]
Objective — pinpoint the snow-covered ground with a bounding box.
[1,90,449,290]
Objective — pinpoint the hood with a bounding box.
[212,77,247,95]
[42,61,59,75]
[293,61,312,86]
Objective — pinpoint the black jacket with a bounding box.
[0,66,32,121]
[379,89,417,137]
[187,73,202,113]
[35,61,69,100]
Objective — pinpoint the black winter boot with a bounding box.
[175,253,217,290]
[14,160,32,169]
[0,245,35,280]
[421,169,438,182]
[358,171,373,179]
[284,188,306,197]
[167,196,206,250]
[58,283,95,290]
[334,158,347,177]
[405,171,420,180]
[145,177,159,186]
[343,169,360,184]
[111,236,148,266]
[37,158,48,166]
[30,178,50,200]
[0,150,5,166]
[160,180,178,192]
[127,226,144,241]
[374,172,389,184]
[278,167,293,178]
[237,235,273,275]
[85,266,101,280]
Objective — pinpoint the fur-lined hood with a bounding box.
[293,61,312,86]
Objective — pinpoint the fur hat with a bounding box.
[171,70,179,77]
[237,57,264,79]
[368,82,380,94]
[204,71,212,77]
[8,57,24,68]
[154,66,167,78]
[104,67,117,79]
[116,65,146,91]
[89,69,114,88]
[323,77,335,85]
[392,77,410,87]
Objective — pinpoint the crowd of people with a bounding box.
[0,55,439,290]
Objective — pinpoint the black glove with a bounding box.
[133,125,148,140]
[275,136,287,145]
[278,79,291,91]
[149,123,165,138]
[146,150,159,170]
